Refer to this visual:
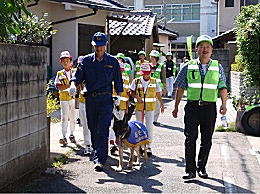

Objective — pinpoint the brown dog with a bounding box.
[113,117,149,172]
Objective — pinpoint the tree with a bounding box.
[0,0,31,41]
[0,0,56,44]
[235,4,260,88]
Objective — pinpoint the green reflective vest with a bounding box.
[187,59,220,102]
[135,60,149,78]
[151,63,164,89]
[124,63,132,77]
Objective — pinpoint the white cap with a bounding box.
[60,51,72,59]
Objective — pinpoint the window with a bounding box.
[146,3,200,23]
[192,4,200,20]
[225,0,234,7]
[146,5,163,16]
[171,5,182,21]
[183,4,192,20]
[245,0,259,6]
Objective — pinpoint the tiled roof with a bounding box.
[50,0,129,12]
[108,10,156,36]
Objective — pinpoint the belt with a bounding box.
[84,91,111,97]
[188,100,215,106]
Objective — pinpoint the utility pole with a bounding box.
[163,0,167,27]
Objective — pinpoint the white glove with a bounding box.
[69,85,76,96]
[115,95,121,106]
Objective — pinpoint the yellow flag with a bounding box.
[186,36,193,60]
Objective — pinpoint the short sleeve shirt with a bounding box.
[173,58,227,89]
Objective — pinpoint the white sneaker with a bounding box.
[84,145,92,155]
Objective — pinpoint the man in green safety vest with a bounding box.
[134,51,149,78]
[172,35,228,179]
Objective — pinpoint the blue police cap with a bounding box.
[91,32,108,46]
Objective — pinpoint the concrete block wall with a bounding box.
[0,43,49,189]
[230,71,260,97]
[212,49,230,88]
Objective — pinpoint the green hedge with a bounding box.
[235,4,260,88]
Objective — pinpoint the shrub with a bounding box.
[231,54,245,72]
[46,93,60,116]
[0,0,31,41]
[235,4,260,88]
[231,63,244,72]
[215,122,237,132]
[18,13,57,44]
[0,1,56,44]
[232,90,260,111]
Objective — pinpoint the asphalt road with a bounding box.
[13,98,260,193]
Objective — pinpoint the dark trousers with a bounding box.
[86,95,113,165]
[184,102,217,173]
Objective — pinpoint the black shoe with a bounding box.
[153,122,162,127]
[110,145,118,156]
[76,118,81,124]
[69,135,76,143]
[94,163,104,172]
[182,172,196,179]
[197,169,208,179]
[147,148,152,157]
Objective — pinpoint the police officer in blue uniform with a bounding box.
[70,32,123,172]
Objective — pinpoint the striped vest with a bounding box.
[135,77,157,111]
[187,60,220,102]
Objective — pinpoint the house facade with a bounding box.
[217,0,259,35]
[29,0,129,74]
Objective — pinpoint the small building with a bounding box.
[108,10,157,56]
[217,0,259,35]
[29,0,129,74]
[108,10,178,62]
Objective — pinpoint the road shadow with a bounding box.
[17,169,86,193]
[184,177,254,193]
[97,153,186,193]
[156,123,184,132]
[98,155,163,193]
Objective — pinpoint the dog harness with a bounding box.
[124,121,150,147]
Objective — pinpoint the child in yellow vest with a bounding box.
[54,51,77,146]
[130,63,164,156]
[77,56,92,155]
[78,83,93,155]
[109,62,130,155]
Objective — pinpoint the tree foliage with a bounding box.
[0,0,31,40]
[18,13,57,44]
[235,4,260,88]
[0,0,56,44]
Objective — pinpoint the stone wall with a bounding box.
[230,71,260,97]
[0,43,49,189]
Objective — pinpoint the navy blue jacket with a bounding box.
[71,52,123,94]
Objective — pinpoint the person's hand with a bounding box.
[125,108,128,114]
[115,95,121,106]
[172,107,178,118]
[136,96,143,103]
[219,104,227,115]
[69,85,76,96]
[160,104,165,113]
